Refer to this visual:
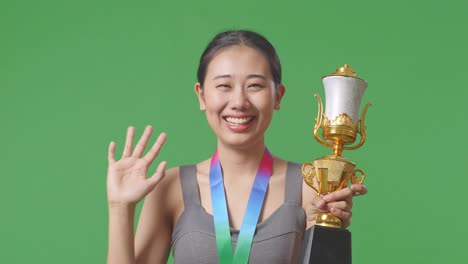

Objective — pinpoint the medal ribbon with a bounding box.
[209,148,273,264]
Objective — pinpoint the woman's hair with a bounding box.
[197,30,282,88]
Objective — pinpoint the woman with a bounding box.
[106,30,367,264]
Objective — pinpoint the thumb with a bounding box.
[306,195,327,222]
[312,195,327,212]
[146,161,167,189]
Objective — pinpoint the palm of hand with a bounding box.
[107,157,153,204]
[107,126,167,205]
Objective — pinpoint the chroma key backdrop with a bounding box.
[1,0,467,263]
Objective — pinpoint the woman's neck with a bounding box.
[215,139,267,180]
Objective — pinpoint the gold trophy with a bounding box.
[299,64,371,264]
[302,64,371,228]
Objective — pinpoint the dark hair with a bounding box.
[197,30,282,88]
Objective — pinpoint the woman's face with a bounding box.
[195,45,285,148]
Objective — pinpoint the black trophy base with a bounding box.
[299,225,352,264]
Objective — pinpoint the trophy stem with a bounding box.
[332,141,344,156]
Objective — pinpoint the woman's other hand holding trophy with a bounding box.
[306,183,368,228]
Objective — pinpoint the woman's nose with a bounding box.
[229,87,250,110]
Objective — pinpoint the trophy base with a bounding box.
[316,212,343,228]
[299,225,351,264]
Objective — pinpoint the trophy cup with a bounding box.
[299,64,371,264]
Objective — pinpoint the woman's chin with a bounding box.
[217,133,264,150]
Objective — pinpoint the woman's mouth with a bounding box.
[223,116,256,131]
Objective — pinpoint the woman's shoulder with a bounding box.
[146,166,183,209]
[272,156,302,170]
[155,166,180,191]
[153,159,210,198]
[156,158,211,187]
[271,157,315,206]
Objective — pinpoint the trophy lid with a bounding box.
[323,64,365,82]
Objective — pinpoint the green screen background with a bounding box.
[1,0,467,263]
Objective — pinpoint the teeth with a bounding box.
[225,117,253,124]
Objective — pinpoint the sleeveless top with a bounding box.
[171,162,306,264]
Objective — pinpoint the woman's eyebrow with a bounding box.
[212,74,267,80]
[247,74,266,80]
[213,74,232,80]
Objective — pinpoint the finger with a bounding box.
[350,184,368,196]
[330,207,352,222]
[331,207,352,229]
[323,187,353,203]
[147,161,167,187]
[132,125,153,158]
[122,126,135,158]
[326,200,352,212]
[306,195,327,221]
[108,141,116,163]
[143,133,167,164]
[305,195,328,221]
[312,195,327,212]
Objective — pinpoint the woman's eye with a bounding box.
[248,83,264,88]
[216,84,231,89]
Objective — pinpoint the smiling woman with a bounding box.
[106,30,367,264]
[194,44,284,149]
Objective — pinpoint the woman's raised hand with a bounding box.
[107,125,167,206]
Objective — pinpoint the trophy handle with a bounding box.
[351,168,365,184]
[343,102,372,150]
[302,162,320,193]
[313,94,334,149]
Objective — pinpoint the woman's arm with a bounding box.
[107,169,179,264]
[134,167,182,263]
[107,204,138,264]
[106,126,168,264]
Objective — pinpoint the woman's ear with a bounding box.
[274,84,286,110]
[194,83,206,111]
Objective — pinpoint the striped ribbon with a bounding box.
[209,148,273,263]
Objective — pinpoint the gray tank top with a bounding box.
[172,162,306,263]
